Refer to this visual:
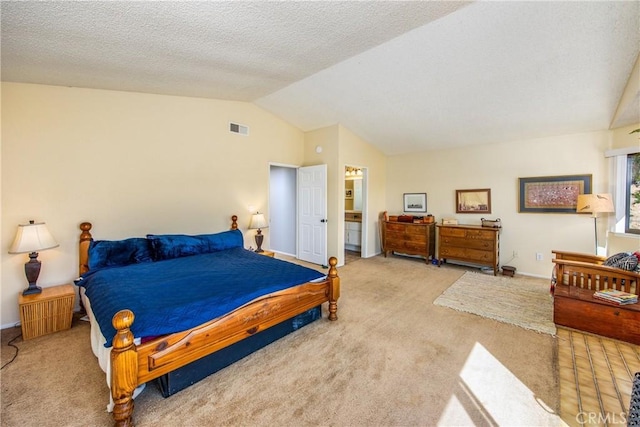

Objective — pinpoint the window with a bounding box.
[627,153,640,234]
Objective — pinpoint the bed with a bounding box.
[76,216,340,426]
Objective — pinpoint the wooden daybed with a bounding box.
[78,216,340,426]
[552,250,640,344]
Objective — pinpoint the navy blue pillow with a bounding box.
[88,238,153,270]
[147,229,243,261]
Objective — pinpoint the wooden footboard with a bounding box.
[111,257,339,426]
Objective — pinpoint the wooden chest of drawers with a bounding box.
[383,221,435,263]
[436,224,500,275]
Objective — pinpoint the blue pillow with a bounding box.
[88,238,153,270]
[147,229,243,261]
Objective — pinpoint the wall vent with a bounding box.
[229,122,249,136]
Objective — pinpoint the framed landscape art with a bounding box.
[456,188,491,214]
[518,174,592,213]
[403,193,427,213]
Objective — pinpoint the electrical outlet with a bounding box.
[536,252,543,261]
[513,250,518,258]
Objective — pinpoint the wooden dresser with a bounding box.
[436,224,500,275]
[382,220,435,263]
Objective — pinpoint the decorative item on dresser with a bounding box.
[381,211,435,263]
[436,224,501,275]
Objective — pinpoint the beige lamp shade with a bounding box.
[576,193,615,216]
[249,213,268,230]
[9,221,59,254]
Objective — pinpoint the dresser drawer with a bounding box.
[387,240,427,253]
[385,223,425,235]
[439,246,495,263]
[439,236,494,251]
[465,229,496,240]
[386,230,426,243]
[439,226,495,240]
[438,227,467,238]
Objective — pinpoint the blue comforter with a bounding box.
[76,247,325,346]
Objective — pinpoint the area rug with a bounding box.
[434,271,556,335]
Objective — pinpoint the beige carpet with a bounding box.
[1,255,561,426]
[433,271,557,336]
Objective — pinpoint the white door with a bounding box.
[297,164,327,265]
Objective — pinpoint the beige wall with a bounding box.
[386,130,612,277]
[301,124,387,263]
[303,125,340,262]
[337,125,387,258]
[1,82,305,326]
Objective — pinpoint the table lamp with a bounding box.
[576,194,614,254]
[249,213,268,253]
[9,220,59,295]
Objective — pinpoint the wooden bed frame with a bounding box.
[78,216,340,427]
[552,250,640,344]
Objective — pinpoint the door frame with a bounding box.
[343,164,368,262]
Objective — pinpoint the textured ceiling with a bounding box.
[2,1,639,155]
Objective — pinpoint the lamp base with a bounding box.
[254,229,264,253]
[22,284,42,296]
[23,252,43,295]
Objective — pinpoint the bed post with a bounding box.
[327,256,340,321]
[79,222,92,276]
[78,222,93,314]
[111,310,138,427]
[231,215,238,230]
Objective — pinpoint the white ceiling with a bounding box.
[2,1,639,155]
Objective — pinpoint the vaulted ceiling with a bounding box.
[2,1,639,155]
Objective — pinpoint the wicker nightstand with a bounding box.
[18,284,75,340]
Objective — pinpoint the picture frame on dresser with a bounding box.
[403,193,427,213]
[518,174,592,213]
[456,188,491,214]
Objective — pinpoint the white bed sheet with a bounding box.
[80,288,145,412]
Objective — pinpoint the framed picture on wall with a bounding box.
[403,193,427,213]
[345,189,353,199]
[518,174,592,213]
[456,188,491,213]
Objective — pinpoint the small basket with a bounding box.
[481,218,501,228]
[502,265,516,277]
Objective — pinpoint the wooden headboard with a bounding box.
[78,215,240,276]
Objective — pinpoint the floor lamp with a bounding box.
[576,193,614,255]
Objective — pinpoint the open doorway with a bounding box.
[269,164,297,256]
[344,165,367,264]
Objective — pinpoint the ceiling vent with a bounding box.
[229,122,249,136]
